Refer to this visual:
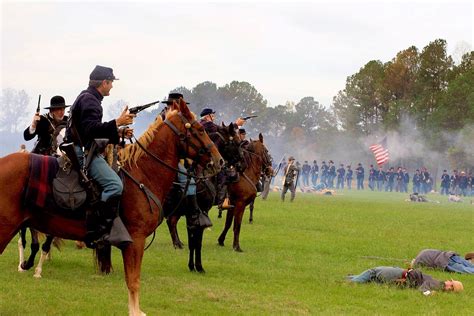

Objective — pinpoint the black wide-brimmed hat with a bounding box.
[238,128,246,134]
[200,108,215,117]
[89,65,118,81]
[161,93,189,105]
[44,95,70,109]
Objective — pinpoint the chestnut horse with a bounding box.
[218,134,273,252]
[0,99,222,316]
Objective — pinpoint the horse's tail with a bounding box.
[94,245,113,274]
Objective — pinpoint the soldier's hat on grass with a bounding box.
[44,95,70,109]
[161,92,189,105]
[89,65,118,81]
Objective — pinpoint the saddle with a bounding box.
[24,140,107,216]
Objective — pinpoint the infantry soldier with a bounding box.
[355,163,364,190]
[395,167,403,192]
[413,169,422,194]
[346,165,353,189]
[376,166,385,191]
[301,160,311,187]
[66,65,135,248]
[385,167,395,192]
[368,164,376,191]
[320,161,328,186]
[24,95,69,156]
[281,156,299,202]
[402,168,409,193]
[328,160,336,188]
[336,163,345,189]
[310,160,319,186]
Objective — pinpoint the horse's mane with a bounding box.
[117,110,176,167]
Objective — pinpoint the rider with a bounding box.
[65,65,135,249]
[199,108,245,214]
[24,95,69,156]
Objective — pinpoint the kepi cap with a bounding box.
[89,65,118,81]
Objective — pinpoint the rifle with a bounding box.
[36,94,41,113]
[242,115,258,120]
[128,100,161,115]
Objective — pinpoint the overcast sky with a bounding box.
[1,0,472,112]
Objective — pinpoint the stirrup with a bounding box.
[220,198,234,210]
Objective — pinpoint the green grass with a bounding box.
[0,190,473,315]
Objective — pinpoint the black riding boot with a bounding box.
[186,195,212,229]
[91,196,133,249]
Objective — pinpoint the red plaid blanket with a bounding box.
[24,154,59,209]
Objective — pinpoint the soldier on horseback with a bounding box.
[199,107,245,213]
[65,65,135,249]
[24,95,69,156]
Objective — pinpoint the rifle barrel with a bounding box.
[36,94,41,113]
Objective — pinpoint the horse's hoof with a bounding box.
[233,247,244,253]
[188,265,195,272]
[33,273,42,279]
[249,220,253,224]
[174,243,184,249]
[18,265,26,272]
[218,239,225,246]
[20,261,31,270]
[196,267,205,273]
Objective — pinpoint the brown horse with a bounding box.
[0,99,222,316]
[218,133,273,252]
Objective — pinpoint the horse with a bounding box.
[218,133,273,252]
[17,228,61,278]
[165,123,242,272]
[0,99,223,316]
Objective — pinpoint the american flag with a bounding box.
[369,137,389,166]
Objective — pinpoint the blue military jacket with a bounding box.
[66,87,119,148]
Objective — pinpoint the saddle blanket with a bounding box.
[24,154,59,209]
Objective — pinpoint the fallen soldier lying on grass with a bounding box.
[405,193,440,203]
[346,266,463,295]
[411,249,474,274]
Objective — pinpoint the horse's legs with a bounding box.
[166,216,184,249]
[21,228,40,270]
[232,203,246,252]
[218,207,234,246]
[18,227,27,272]
[122,237,146,316]
[34,235,54,278]
[249,201,254,224]
[194,228,204,273]
[187,227,195,272]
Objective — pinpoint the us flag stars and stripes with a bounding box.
[370,137,389,166]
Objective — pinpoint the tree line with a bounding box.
[1,38,472,171]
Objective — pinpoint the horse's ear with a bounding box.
[179,99,192,120]
[229,123,234,134]
[221,122,226,128]
[259,133,263,143]
[169,100,179,112]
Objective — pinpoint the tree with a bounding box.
[0,88,31,133]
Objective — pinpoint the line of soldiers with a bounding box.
[280,160,473,196]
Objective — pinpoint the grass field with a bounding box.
[0,190,473,315]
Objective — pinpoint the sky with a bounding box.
[1,0,473,113]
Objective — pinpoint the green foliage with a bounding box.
[1,192,473,314]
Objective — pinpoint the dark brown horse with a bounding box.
[218,134,273,252]
[0,99,222,316]
[165,123,241,271]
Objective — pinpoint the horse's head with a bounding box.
[208,123,242,167]
[165,99,223,175]
[249,133,273,176]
